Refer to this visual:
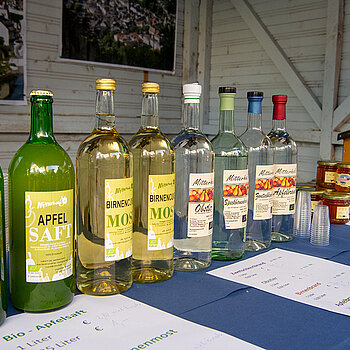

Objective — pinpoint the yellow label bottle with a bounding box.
[129,82,175,283]
[76,79,133,295]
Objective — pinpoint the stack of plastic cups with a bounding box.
[310,204,330,246]
[294,190,312,238]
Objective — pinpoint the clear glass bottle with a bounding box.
[8,90,75,311]
[76,79,133,295]
[0,167,6,325]
[172,83,214,271]
[268,95,297,242]
[129,82,175,283]
[240,91,273,251]
[211,87,248,261]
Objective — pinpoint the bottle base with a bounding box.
[271,231,293,242]
[132,259,173,283]
[174,257,210,271]
[212,249,244,261]
[77,279,132,296]
[245,239,271,252]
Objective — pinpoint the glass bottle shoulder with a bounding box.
[267,129,297,151]
[129,127,174,153]
[240,128,272,149]
[9,141,74,179]
[211,132,248,157]
[77,129,131,159]
[172,128,213,153]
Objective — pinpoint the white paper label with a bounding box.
[223,169,249,229]
[272,164,297,215]
[188,173,214,237]
[253,165,274,221]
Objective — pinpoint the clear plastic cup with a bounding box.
[294,190,312,238]
[310,204,330,246]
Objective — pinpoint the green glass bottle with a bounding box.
[8,90,75,311]
[76,79,133,295]
[0,167,6,324]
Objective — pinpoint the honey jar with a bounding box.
[335,163,350,192]
[322,192,350,224]
[316,160,338,189]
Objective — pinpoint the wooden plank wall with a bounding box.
[207,0,350,182]
[0,0,184,173]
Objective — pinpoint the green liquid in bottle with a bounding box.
[8,90,75,312]
[0,167,6,324]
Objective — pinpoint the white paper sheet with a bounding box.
[0,294,262,350]
[208,248,350,316]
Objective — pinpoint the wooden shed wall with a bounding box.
[203,0,350,182]
[0,0,184,172]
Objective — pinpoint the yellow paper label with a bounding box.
[25,189,73,283]
[148,174,175,250]
[311,200,323,213]
[336,206,349,220]
[324,171,336,184]
[105,178,133,261]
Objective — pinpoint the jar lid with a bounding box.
[96,78,115,90]
[323,191,350,200]
[142,82,159,93]
[30,90,53,97]
[337,162,350,169]
[317,160,339,166]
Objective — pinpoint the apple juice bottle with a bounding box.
[8,90,75,311]
[129,83,175,283]
[76,79,133,295]
[172,83,214,271]
[268,95,297,242]
[0,167,6,324]
[211,87,248,260]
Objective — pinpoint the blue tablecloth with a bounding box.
[6,224,350,350]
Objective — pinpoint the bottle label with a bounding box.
[336,206,349,220]
[25,189,74,283]
[336,173,350,188]
[253,165,274,220]
[324,171,336,184]
[105,178,133,261]
[223,170,248,229]
[148,174,175,250]
[188,173,214,237]
[0,190,4,281]
[272,164,297,215]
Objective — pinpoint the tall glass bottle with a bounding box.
[76,79,133,295]
[8,90,75,311]
[211,87,248,260]
[129,83,175,283]
[173,83,214,271]
[0,167,6,325]
[268,95,297,242]
[240,92,273,251]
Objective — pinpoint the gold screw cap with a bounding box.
[96,79,116,90]
[141,82,159,93]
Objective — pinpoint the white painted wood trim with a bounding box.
[182,0,200,84]
[333,95,350,130]
[320,0,343,159]
[198,0,213,128]
[230,0,322,129]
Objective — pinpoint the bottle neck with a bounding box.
[247,99,263,130]
[219,94,235,132]
[141,92,159,128]
[29,97,55,143]
[272,118,286,131]
[183,101,200,129]
[95,89,115,131]
[272,102,287,130]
